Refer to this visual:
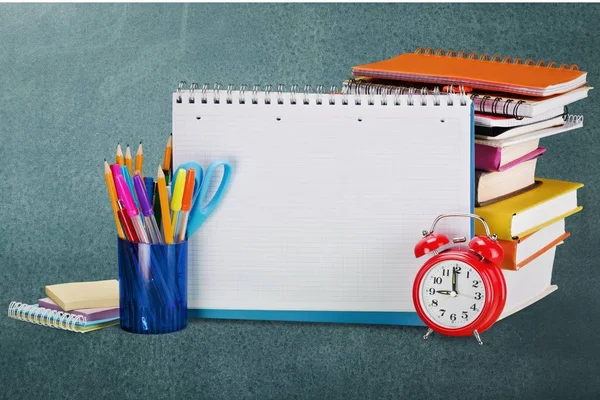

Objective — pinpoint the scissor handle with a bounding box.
[186,160,232,238]
[196,160,232,215]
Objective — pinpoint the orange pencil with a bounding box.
[157,165,174,244]
[162,134,172,185]
[115,143,124,166]
[104,159,125,239]
[134,141,144,175]
[125,144,133,176]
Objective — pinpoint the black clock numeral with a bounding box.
[450,313,457,322]
[466,271,470,279]
[454,266,462,274]
[440,309,446,317]
[472,280,480,288]
[462,311,468,319]
[475,292,483,300]
[428,288,435,295]
[430,299,438,307]
[433,277,442,285]
[442,269,450,277]
[470,303,478,311]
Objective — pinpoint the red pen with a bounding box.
[117,200,139,242]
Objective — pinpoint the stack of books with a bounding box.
[349,47,588,317]
[8,280,119,333]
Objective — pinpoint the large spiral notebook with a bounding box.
[173,83,474,325]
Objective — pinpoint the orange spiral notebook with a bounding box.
[352,47,587,97]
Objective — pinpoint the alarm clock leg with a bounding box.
[423,328,434,340]
[472,330,483,346]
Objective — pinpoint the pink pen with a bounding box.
[110,163,123,179]
[114,175,150,244]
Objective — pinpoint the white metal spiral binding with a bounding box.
[564,114,584,123]
[414,47,580,71]
[342,78,467,106]
[8,301,87,332]
[176,81,468,107]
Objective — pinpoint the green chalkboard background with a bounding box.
[1,4,599,399]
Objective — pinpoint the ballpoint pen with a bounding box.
[144,176,154,207]
[114,174,150,243]
[176,168,196,242]
[104,160,125,239]
[117,200,139,242]
[170,169,186,237]
[152,178,162,230]
[156,165,174,244]
[110,163,122,179]
[121,165,140,211]
[134,173,164,244]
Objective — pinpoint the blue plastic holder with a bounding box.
[117,238,188,334]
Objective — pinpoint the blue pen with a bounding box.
[121,165,140,211]
[144,177,155,206]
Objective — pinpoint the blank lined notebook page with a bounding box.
[173,86,473,325]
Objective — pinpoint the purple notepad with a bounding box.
[475,146,546,172]
[38,298,119,321]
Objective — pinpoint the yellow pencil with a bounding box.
[134,141,144,175]
[104,160,125,239]
[125,144,133,176]
[157,165,174,244]
[162,134,172,184]
[170,169,187,235]
[115,143,124,166]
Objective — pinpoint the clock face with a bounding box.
[419,260,486,329]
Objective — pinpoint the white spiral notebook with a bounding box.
[173,83,474,325]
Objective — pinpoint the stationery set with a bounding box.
[9,47,589,340]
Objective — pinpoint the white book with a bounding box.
[474,107,565,128]
[475,117,583,147]
[500,245,560,320]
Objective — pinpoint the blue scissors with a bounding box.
[171,160,232,239]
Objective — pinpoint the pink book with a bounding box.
[38,298,119,321]
[475,146,546,172]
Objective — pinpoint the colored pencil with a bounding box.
[104,160,125,239]
[116,143,124,166]
[125,144,133,176]
[135,141,143,175]
[162,134,172,185]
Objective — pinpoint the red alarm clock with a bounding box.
[412,213,506,345]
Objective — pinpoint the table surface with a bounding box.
[1,4,599,399]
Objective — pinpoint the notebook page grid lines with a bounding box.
[173,91,472,313]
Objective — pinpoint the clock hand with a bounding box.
[437,290,452,295]
[452,267,457,294]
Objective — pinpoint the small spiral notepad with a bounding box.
[8,302,119,333]
[173,82,474,325]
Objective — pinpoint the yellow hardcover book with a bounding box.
[475,178,583,240]
[45,280,119,311]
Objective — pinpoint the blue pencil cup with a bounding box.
[117,238,187,334]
